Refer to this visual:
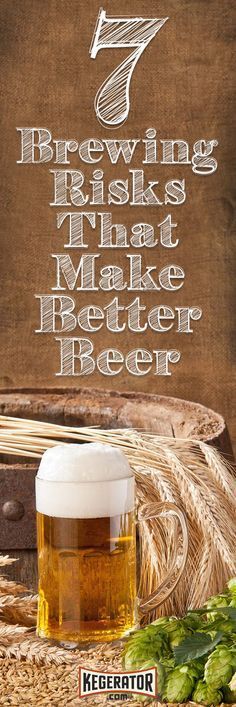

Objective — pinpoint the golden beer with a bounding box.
[36,443,136,645]
[37,511,136,643]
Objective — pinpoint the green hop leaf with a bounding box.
[192,679,222,706]
[204,645,234,688]
[163,664,196,702]
[188,606,236,621]
[174,631,223,664]
[212,606,236,620]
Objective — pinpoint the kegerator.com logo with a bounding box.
[78,667,158,699]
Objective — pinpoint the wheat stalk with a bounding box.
[0,621,33,638]
[0,576,30,596]
[0,636,75,665]
[199,441,236,505]
[0,555,18,567]
[0,593,37,626]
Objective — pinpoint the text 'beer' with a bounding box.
[36,443,136,644]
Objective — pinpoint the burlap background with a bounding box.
[0,1,235,449]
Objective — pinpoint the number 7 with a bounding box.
[90,8,168,128]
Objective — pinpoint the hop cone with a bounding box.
[228,578,236,595]
[163,664,196,702]
[151,613,201,641]
[204,645,234,688]
[188,659,206,679]
[206,594,229,609]
[154,617,190,647]
[215,618,236,633]
[152,616,172,629]
[192,679,222,706]
[185,612,203,630]
[123,626,168,670]
[205,594,229,620]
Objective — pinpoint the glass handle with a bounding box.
[138,501,189,614]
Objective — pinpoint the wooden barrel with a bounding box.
[0,387,233,590]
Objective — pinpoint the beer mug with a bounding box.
[36,443,188,646]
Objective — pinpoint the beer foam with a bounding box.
[37,443,132,482]
[36,443,134,518]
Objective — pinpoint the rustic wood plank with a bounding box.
[0,464,37,549]
[3,550,38,592]
[0,387,231,452]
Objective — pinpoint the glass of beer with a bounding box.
[36,443,188,646]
